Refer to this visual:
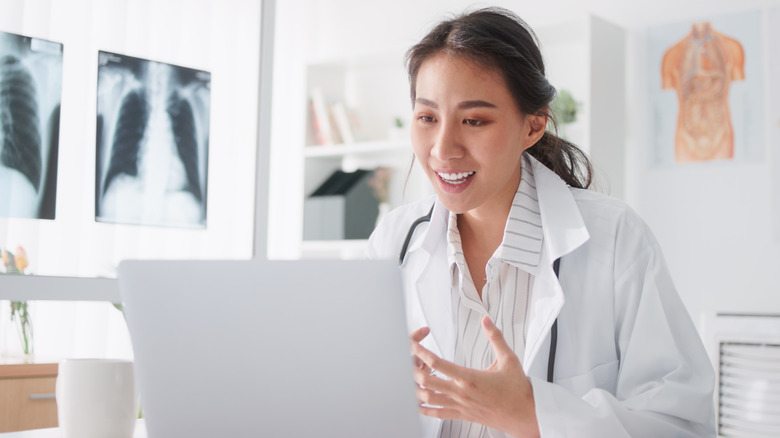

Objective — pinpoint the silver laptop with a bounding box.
[118,259,421,438]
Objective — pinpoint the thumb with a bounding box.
[481,316,514,362]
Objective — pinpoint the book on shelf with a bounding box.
[310,87,334,145]
[329,101,355,144]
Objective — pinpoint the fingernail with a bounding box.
[482,316,494,328]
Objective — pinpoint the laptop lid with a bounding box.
[118,259,421,438]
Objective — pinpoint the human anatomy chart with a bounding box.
[96,51,211,228]
[662,22,744,162]
[648,11,762,166]
[0,31,62,219]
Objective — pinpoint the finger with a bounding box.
[414,355,433,375]
[416,387,458,409]
[409,326,430,343]
[411,340,465,379]
[481,316,515,362]
[412,365,459,394]
[419,406,464,421]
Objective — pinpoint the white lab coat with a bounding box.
[366,155,716,438]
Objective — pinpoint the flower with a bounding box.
[14,246,28,272]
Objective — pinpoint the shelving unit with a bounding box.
[303,139,409,158]
[300,49,430,259]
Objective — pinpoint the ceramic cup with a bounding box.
[56,359,138,438]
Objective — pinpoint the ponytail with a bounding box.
[527,131,593,190]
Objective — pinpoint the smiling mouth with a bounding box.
[436,171,475,185]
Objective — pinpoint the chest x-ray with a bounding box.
[0,31,62,220]
[96,51,210,228]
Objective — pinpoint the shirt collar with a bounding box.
[409,154,588,271]
[495,155,544,273]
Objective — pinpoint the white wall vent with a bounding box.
[706,314,780,437]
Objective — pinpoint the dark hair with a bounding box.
[405,7,592,189]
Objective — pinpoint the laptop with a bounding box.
[118,259,422,438]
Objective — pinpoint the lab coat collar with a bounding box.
[521,154,590,370]
[401,199,454,359]
[404,197,448,258]
[529,154,590,262]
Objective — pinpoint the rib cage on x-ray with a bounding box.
[103,89,203,203]
[103,89,148,195]
[0,55,41,192]
[0,32,61,220]
[96,52,210,228]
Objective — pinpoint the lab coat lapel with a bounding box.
[522,156,589,371]
[401,200,455,361]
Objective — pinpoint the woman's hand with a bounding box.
[409,326,434,375]
[410,316,540,438]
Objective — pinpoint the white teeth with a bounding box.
[437,171,475,184]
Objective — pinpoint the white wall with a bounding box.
[270,0,780,333]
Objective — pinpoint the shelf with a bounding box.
[304,139,409,158]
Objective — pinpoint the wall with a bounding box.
[270,0,780,334]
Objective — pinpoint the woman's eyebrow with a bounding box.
[458,100,497,109]
[414,98,497,110]
[415,97,437,108]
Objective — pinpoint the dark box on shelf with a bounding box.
[303,169,379,240]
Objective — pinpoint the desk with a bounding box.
[0,420,146,437]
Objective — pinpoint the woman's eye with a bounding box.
[419,115,435,123]
[464,119,483,126]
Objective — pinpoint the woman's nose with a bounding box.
[431,122,464,161]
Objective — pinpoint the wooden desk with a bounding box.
[0,359,59,433]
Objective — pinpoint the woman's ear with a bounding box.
[523,113,548,150]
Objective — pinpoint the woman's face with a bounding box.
[411,53,545,218]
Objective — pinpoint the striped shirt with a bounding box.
[441,156,543,438]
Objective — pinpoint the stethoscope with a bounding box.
[398,203,560,384]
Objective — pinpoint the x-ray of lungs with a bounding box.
[96,51,210,229]
[0,31,62,220]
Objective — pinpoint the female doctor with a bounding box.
[366,7,715,438]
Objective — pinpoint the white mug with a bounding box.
[56,359,138,438]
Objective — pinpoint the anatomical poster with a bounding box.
[647,10,763,166]
[95,51,211,228]
[0,31,62,220]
